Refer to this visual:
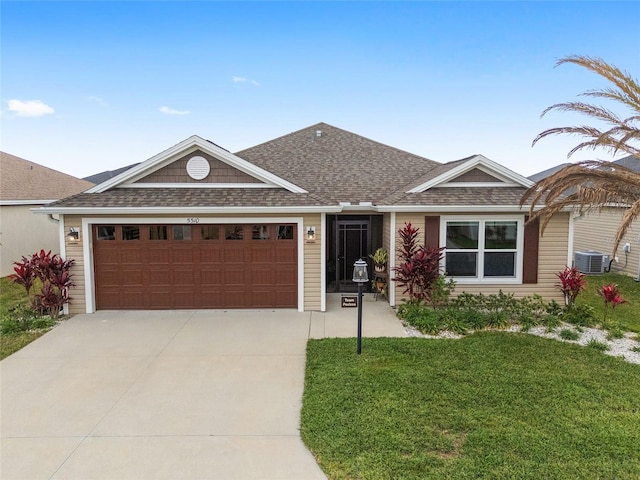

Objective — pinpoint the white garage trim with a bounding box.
[82,216,305,314]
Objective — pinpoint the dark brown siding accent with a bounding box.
[523,216,540,284]
[136,150,262,184]
[424,216,440,249]
[452,168,502,183]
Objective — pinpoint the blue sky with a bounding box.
[2,1,639,178]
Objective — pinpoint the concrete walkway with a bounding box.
[1,295,405,479]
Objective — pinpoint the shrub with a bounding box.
[556,266,586,306]
[9,250,75,319]
[597,283,627,323]
[561,304,596,327]
[0,306,39,334]
[559,328,580,341]
[392,223,444,304]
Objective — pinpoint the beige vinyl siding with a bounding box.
[303,213,322,311]
[573,208,640,278]
[393,212,568,303]
[64,215,87,315]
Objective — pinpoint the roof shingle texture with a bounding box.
[45,188,328,209]
[1,152,94,201]
[236,123,440,205]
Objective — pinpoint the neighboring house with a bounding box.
[36,123,571,314]
[0,152,94,276]
[530,155,640,279]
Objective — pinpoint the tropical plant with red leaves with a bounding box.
[9,250,75,319]
[392,223,444,303]
[596,283,627,323]
[556,266,587,306]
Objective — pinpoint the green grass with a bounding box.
[0,276,31,317]
[577,273,640,332]
[0,330,48,360]
[0,276,51,360]
[301,334,640,480]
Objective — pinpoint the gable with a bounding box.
[407,154,533,193]
[448,167,502,183]
[87,135,307,194]
[134,150,262,185]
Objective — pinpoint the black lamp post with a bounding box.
[352,258,369,354]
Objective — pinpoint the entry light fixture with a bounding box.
[67,227,80,242]
[306,226,316,242]
[352,258,369,283]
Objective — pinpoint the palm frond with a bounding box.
[521,160,640,254]
[535,55,640,158]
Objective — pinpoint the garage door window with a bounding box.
[173,225,191,241]
[201,225,219,240]
[253,225,270,240]
[225,225,244,240]
[122,226,140,241]
[97,226,116,240]
[150,226,168,240]
[277,225,294,240]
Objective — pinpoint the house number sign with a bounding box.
[186,218,200,224]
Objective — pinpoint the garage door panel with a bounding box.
[121,269,144,286]
[172,247,196,264]
[173,269,196,286]
[93,223,297,309]
[223,246,246,263]
[223,268,246,285]
[149,248,170,263]
[200,246,222,263]
[201,269,221,285]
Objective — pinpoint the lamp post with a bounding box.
[352,258,369,354]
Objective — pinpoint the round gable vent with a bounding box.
[186,155,210,180]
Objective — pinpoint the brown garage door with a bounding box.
[93,223,297,309]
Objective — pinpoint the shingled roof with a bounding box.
[1,152,94,202]
[236,123,440,205]
[43,123,534,212]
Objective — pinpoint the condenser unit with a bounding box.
[574,251,610,274]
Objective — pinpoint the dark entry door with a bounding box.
[336,221,370,292]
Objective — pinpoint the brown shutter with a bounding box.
[424,216,440,249]
[523,216,539,284]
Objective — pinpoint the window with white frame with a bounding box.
[443,217,523,282]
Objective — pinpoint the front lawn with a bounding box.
[0,276,56,360]
[301,334,640,480]
[577,273,640,332]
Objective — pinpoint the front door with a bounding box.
[335,220,370,292]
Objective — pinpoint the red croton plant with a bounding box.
[556,266,587,306]
[10,249,75,319]
[391,222,444,304]
[597,283,627,322]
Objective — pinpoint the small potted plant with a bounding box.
[369,247,389,273]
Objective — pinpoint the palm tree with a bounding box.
[522,55,640,254]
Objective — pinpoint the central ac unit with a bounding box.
[574,251,610,274]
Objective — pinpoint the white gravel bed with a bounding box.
[404,323,640,365]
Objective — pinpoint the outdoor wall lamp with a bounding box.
[306,226,316,242]
[352,259,369,354]
[67,227,79,242]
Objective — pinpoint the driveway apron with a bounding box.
[0,310,327,480]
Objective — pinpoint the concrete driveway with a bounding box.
[1,295,406,479]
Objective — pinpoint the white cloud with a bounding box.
[232,76,260,86]
[7,99,54,117]
[159,106,190,115]
[87,96,108,107]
